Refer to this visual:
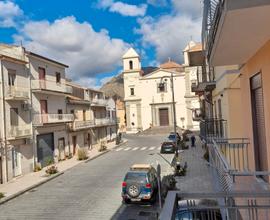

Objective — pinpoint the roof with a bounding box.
[26,51,69,68]
[122,48,139,59]
[140,66,158,76]
[189,43,203,52]
[160,60,182,69]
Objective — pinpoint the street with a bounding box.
[0,134,174,220]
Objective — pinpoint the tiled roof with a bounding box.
[160,60,182,69]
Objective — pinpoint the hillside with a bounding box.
[100,73,124,99]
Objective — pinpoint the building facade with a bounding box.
[123,48,190,133]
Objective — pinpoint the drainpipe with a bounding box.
[0,60,8,183]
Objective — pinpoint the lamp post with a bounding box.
[160,72,178,158]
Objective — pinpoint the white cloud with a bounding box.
[0,1,23,27]
[147,0,167,7]
[136,0,202,63]
[14,16,129,81]
[172,0,203,19]
[75,77,99,89]
[98,0,147,17]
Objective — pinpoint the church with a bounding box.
[122,46,199,133]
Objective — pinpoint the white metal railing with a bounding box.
[7,125,32,139]
[69,120,95,130]
[33,114,74,125]
[91,98,107,106]
[31,80,72,94]
[5,86,30,99]
[95,118,116,126]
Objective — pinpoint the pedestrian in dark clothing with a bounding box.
[191,135,196,147]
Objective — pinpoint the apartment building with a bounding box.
[123,48,190,133]
[0,45,32,183]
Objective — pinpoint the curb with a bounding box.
[85,140,128,163]
[0,140,128,205]
[0,172,64,205]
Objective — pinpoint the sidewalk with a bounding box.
[175,135,215,192]
[0,139,127,204]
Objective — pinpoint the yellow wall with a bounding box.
[240,40,270,172]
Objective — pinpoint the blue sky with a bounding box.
[0,0,202,88]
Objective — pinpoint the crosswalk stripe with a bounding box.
[148,146,156,150]
[124,147,131,151]
[115,148,123,151]
[140,147,147,151]
[132,147,139,151]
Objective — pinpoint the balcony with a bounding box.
[191,66,215,94]
[95,118,116,126]
[33,114,74,126]
[7,125,32,140]
[91,98,107,107]
[31,80,72,95]
[68,120,95,131]
[203,0,270,66]
[5,86,30,100]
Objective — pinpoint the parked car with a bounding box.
[122,164,158,204]
[168,132,181,144]
[175,199,222,220]
[160,140,176,154]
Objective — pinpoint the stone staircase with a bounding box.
[137,126,183,135]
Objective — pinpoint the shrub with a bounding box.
[77,148,88,160]
[0,192,4,200]
[98,141,107,152]
[45,165,58,175]
[45,157,54,166]
[34,163,42,172]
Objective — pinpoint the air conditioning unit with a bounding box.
[21,102,31,111]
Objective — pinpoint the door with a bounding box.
[40,100,48,123]
[58,138,65,160]
[159,108,169,126]
[37,133,54,167]
[72,136,77,155]
[83,110,86,121]
[38,67,46,89]
[251,73,268,175]
[12,147,22,177]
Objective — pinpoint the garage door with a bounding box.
[37,133,54,167]
[159,108,169,126]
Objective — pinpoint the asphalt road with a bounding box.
[0,134,174,220]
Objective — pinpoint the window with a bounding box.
[58,109,63,120]
[157,82,167,93]
[107,111,111,118]
[10,108,18,126]
[8,70,16,86]
[130,88,135,96]
[83,110,86,121]
[129,60,133,70]
[56,72,61,83]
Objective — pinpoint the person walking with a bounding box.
[191,135,196,147]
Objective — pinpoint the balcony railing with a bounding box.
[31,80,72,94]
[68,120,95,131]
[95,118,116,126]
[7,125,32,139]
[202,0,224,59]
[5,86,30,100]
[33,114,74,126]
[91,98,107,106]
[200,118,227,143]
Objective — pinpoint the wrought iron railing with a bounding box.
[7,125,32,139]
[68,120,95,131]
[5,86,30,99]
[33,114,74,126]
[31,80,72,94]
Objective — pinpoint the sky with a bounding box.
[0,0,203,88]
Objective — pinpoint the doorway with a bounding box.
[159,108,169,126]
[40,100,48,123]
[72,136,77,155]
[251,73,268,175]
[58,138,65,160]
[38,67,46,89]
[12,147,22,177]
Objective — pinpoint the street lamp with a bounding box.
[160,72,178,158]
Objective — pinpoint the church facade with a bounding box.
[122,47,198,133]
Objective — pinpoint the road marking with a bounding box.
[116,148,123,151]
[148,146,156,150]
[124,147,131,151]
[140,147,147,151]
[132,147,139,151]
